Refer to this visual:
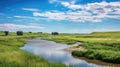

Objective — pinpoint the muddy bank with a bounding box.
[64,42,86,52]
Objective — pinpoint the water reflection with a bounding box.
[21,39,119,67]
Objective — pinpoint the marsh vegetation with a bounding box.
[0,32,66,67]
[0,31,120,67]
[41,32,120,64]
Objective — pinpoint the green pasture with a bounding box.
[0,31,120,66]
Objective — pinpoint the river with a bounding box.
[21,39,120,67]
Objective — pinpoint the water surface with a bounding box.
[21,39,120,67]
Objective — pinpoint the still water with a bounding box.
[21,39,120,67]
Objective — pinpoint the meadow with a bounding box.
[40,32,120,64]
[0,32,66,67]
[0,31,120,67]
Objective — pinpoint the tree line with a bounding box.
[1,31,59,36]
[3,31,23,36]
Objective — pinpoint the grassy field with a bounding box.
[40,31,120,64]
[0,32,66,67]
[0,31,120,67]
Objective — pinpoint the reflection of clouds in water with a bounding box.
[21,39,109,67]
[33,48,71,61]
[26,39,72,50]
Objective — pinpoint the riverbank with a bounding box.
[72,42,120,64]
[0,34,66,67]
[41,32,120,64]
[41,38,120,64]
[0,31,120,66]
[64,43,86,52]
[64,42,120,64]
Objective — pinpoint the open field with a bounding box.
[0,32,66,67]
[0,31,120,67]
[40,31,120,63]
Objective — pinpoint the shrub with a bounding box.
[4,31,9,36]
[16,31,23,36]
[72,51,85,57]
[52,32,59,35]
[38,32,42,34]
[29,32,32,33]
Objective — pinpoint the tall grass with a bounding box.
[41,31,120,63]
[72,42,120,63]
[0,33,66,67]
[0,31,120,65]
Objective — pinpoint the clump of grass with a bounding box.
[72,42,120,63]
[72,50,120,63]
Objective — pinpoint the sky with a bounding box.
[0,0,120,33]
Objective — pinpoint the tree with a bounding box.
[4,31,9,36]
[29,32,32,33]
[38,32,42,34]
[52,32,59,35]
[16,31,23,36]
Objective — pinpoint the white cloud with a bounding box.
[49,0,58,3]
[33,12,42,16]
[70,0,76,4]
[33,10,102,22]
[33,11,66,21]
[68,5,82,10]
[22,8,40,11]
[61,1,120,13]
[14,16,33,19]
[13,15,47,21]
[0,23,44,30]
[49,0,77,4]
[34,1,120,22]
[61,2,82,10]
[61,2,70,7]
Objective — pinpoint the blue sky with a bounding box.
[0,0,120,33]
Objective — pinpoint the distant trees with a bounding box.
[16,31,23,36]
[29,32,32,33]
[38,32,42,34]
[52,32,59,35]
[4,31,9,36]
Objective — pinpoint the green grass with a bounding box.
[40,31,120,63]
[0,31,120,65]
[0,32,66,67]
[0,45,66,67]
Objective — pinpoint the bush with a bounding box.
[72,51,85,57]
[4,31,9,36]
[52,32,59,35]
[16,31,23,36]
[29,32,32,33]
[38,32,42,34]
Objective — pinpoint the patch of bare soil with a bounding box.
[64,43,86,52]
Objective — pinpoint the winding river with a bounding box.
[21,39,120,67]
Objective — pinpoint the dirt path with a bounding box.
[64,42,86,52]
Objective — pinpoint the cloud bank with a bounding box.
[33,1,120,22]
[0,23,44,30]
[22,8,40,12]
